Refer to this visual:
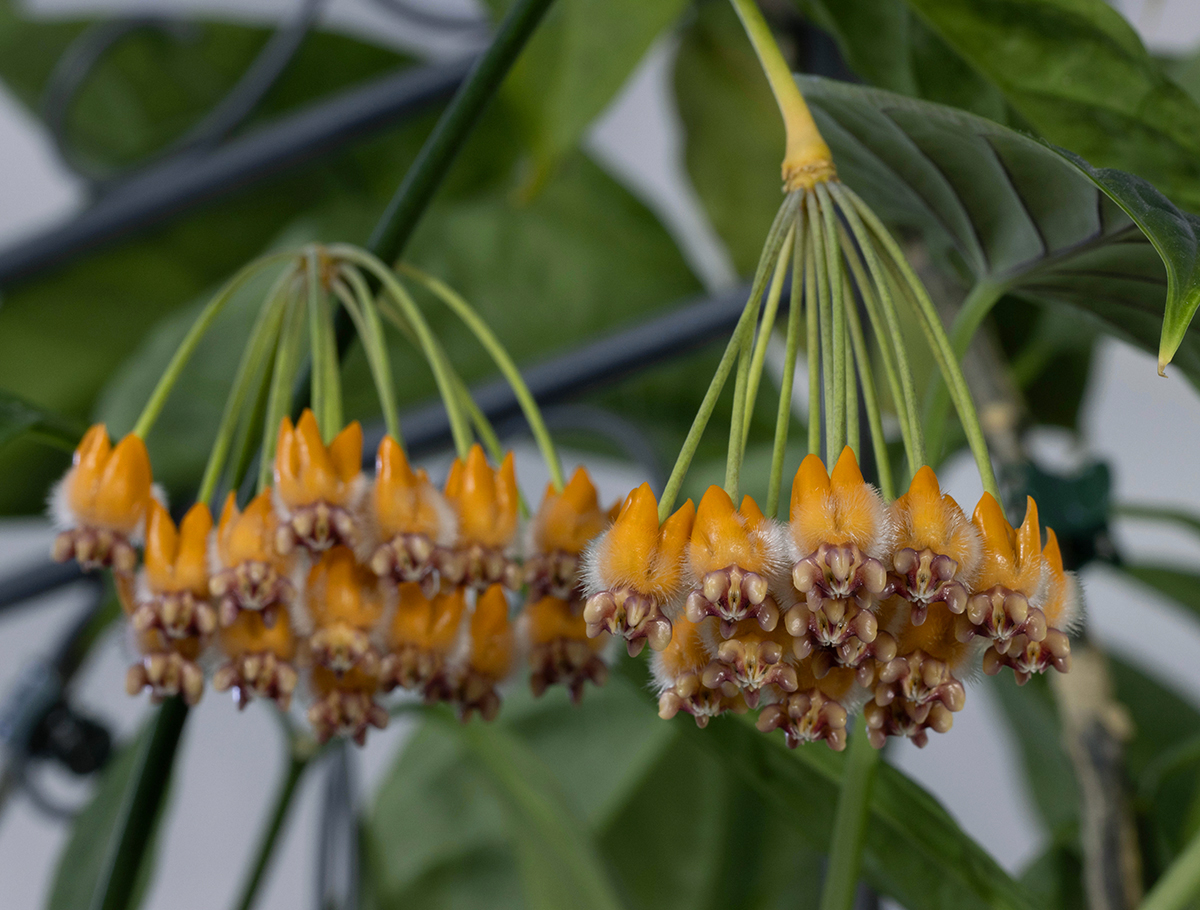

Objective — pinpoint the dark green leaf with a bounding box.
[1018,841,1086,910]
[794,0,1008,121]
[0,391,82,453]
[454,718,625,910]
[796,75,1200,387]
[1109,654,1200,877]
[698,716,1035,910]
[675,10,1200,389]
[45,721,167,910]
[899,0,1200,213]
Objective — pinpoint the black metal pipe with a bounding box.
[0,57,473,289]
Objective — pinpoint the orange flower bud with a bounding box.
[210,492,294,628]
[527,467,609,599]
[382,583,466,698]
[437,446,521,590]
[213,610,299,710]
[273,410,365,554]
[582,484,695,656]
[306,546,388,677]
[889,467,980,624]
[685,487,786,636]
[456,584,514,721]
[652,614,746,726]
[128,501,217,643]
[52,424,153,572]
[520,596,607,702]
[369,436,453,586]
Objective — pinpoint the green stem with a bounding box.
[132,253,293,439]
[844,291,894,500]
[399,263,564,491]
[724,317,756,500]
[806,226,821,457]
[829,184,925,474]
[816,183,848,461]
[306,250,342,441]
[767,210,806,519]
[818,715,880,910]
[844,187,1000,502]
[259,295,307,493]
[809,193,839,463]
[197,269,293,506]
[658,193,800,520]
[230,750,309,910]
[727,0,834,188]
[367,0,558,263]
[740,224,795,453]
[844,310,858,459]
[330,247,473,459]
[1140,824,1200,910]
[90,698,188,910]
[924,281,1005,463]
[837,223,919,478]
[334,266,402,443]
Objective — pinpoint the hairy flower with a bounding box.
[305,546,388,677]
[685,487,787,637]
[653,614,746,727]
[583,483,695,656]
[308,666,387,746]
[454,584,515,721]
[381,583,466,699]
[273,410,365,555]
[757,662,855,751]
[526,467,609,599]
[213,610,299,710]
[786,449,891,666]
[438,445,521,590]
[51,424,154,573]
[369,436,454,591]
[126,632,205,706]
[210,491,295,628]
[128,501,216,642]
[520,595,608,703]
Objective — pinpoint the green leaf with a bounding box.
[1118,563,1200,624]
[676,9,1200,388]
[1018,842,1086,910]
[899,0,1200,213]
[1116,503,1200,546]
[454,718,625,910]
[796,75,1200,385]
[1108,655,1200,877]
[45,721,168,910]
[990,673,1079,841]
[793,0,1008,121]
[0,391,82,453]
[489,0,689,187]
[697,716,1036,910]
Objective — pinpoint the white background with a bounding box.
[3,1,1200,908]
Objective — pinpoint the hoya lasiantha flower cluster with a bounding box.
[48,240,626,745]
[53,409,615,744]
[583,450,1077,751]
